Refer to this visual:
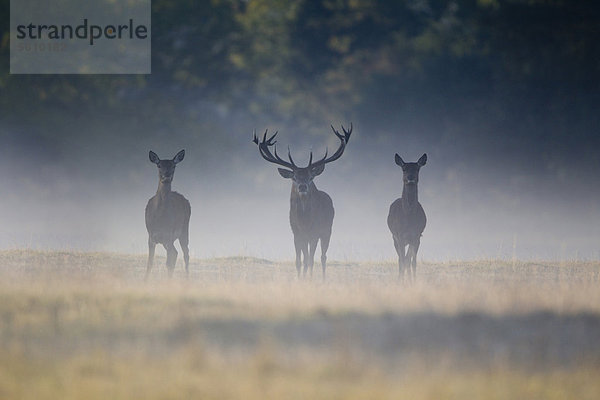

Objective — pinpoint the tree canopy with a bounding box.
[0,0,598,169]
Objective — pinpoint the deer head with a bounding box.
[149,150,185,184]
[395,153,427,186]
[253,124,352,196]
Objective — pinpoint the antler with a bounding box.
[253,129,297,170]
[308,123,353,169]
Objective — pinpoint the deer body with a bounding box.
[289,182,334,278]
[254,124,352,279]
[145,150,191,279]
[387,153,427,282]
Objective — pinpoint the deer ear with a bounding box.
[395,154,405,167]
[277,168,294,179]
[311,164,325,177]
[173,149,185,164]
[417,153,427,166]
[149,151,160,164]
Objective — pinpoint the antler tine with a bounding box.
[309,148,329,168]
[264,130,278,146]
[273,145,294,168]
[311,123,352,168]
[341,122,353,142]
[330,123,353,143]
[330,124,344,141]
[252,129,261,145]
[254,129,295,169]
[287,146,297,168]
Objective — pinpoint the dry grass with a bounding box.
[0,250,599,399]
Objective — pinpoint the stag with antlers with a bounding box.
[253,124,352,280]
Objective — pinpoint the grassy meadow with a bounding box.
[0,250,599,399]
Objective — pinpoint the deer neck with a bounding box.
[402,183,418,210]
[156,180,172,200]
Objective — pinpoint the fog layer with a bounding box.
[0,1,598,261]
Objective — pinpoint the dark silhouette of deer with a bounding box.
[387,153,427,282]
[253,124,352,280]
[145,150,191,279]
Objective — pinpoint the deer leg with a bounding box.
[294,236,302,278]
[165,242,178,278]
[320,231,331,281]
[302,241,309,277]
[393,236,407,282]
[410,239,421,283]
[179,235,190,279]
[145,238,156,281]
[405,245,414,284]
[308,238,318,279]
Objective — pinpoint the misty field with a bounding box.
[0,250,599,399]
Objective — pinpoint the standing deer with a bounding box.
[387,153,427,282]
[145,150,191,279]
[253,124,352,280]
